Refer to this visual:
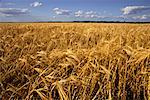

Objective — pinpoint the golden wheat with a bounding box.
[0,23,150,100]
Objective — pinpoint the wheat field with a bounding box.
[0,23,150,100]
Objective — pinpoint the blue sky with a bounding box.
[0,0,150,22]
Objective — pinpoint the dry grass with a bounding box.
[0,23,150,100]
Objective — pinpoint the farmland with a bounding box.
[0,23,150,100]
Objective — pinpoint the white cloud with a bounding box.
[85,11,96,15]
[53,8,59,11]
[74,10,107,19]
[120,6,150,21]
[0,8,29,17]
[51,7,150,21]
[75,10,83,17]
[30,2,42,7]
[131,15,150,20]
[121,6,150,15]
[114,14,150,21]
[85,11,98,18]
[53,8,71,15]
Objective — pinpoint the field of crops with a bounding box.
[0,23,150,100]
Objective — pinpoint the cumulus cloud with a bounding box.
[85,11,98,18]
[85,11,97,15]
[0,8,29,17]
[53,8,71,15]
[122,6,150,15]
[131,15,150,20]
[52,8,109,19]
[74,10,107,19]
[75,10,83,17]
[30,2,42,7]
[120,6,150,21]
[115,14,150,21]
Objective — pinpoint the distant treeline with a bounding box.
[38,21,150,24]
[1,21,150,23]
[72,21,150,24]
